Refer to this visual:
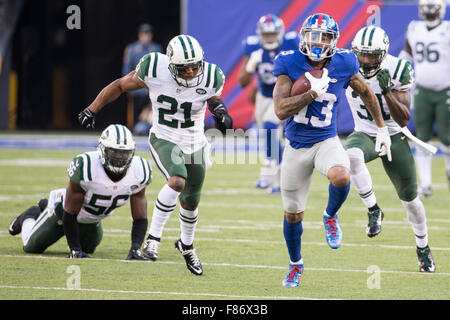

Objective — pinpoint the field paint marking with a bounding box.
[2,231,449,251]
[1,254,449,276]
[0,285,335,300]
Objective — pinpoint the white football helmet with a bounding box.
[352,26,390,78]
[166,34,205,87]
[98,124,135,175]
[419,0,446,28]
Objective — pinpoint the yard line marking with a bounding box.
[1,254,449,276]
[0,285,335,300]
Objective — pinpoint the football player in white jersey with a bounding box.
[8,125,152,260]
[399,0,450,197]
[78,35,233,275]
[346,26,435,272]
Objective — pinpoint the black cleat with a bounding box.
[174,238,203,276]
[417,245,436,273]
[126,248,147,260]
[366,208,384,238]
[9,205,41,236]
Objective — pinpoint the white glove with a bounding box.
[305,68,330,98]
[375,126,392,161]
[245,48,263,73]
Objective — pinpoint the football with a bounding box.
[290,69,324,97]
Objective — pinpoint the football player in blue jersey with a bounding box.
[239,14,300,193]
[272,13,392,287]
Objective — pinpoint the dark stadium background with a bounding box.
[1,0,181,131]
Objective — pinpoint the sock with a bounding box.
[325,181,351,217]
[401,196,428,248]
[179,207,199,248]
[347,148,377,208]
[283,216,303,263]
[415,146,432,189]
[131,218,148,250]
[148,184,180,239]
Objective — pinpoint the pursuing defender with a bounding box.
[346,26,436,272]
[273,13,391,287]
[399,0,450,197]
[78,35,232,275]
[9,125,152,259]
[238,14,300,193]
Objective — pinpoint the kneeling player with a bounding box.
[8,125,152,259]
[346,26,435,272]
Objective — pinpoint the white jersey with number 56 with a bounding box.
[135,52,225,154]
[346,54,414,137]
[406,20,450,90]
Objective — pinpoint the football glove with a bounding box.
[208,99,227,121]
[78,107,96,129]
[245,48,263,73]
[305,68,330,98]
[68,250,91,259]
[126,248,147,260]
[375,126,392,161]
[376,69,393,95]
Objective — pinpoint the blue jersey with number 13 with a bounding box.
[273,49,359,148]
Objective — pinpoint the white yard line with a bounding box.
[0,284,336,300]
[0,254,449,276]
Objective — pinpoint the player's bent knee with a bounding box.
[328,166,350,187]
[284,211,304,224]
[23,245,45,254]
[168,176,186,192]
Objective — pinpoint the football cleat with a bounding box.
[142,238,160,261]
[282,264,304,287]
[9,205,42,236]
[323,214,343,249]
[126,248,147,260]
[174,238,203,276]
[419,186,432,199]
[68,250,90,259]
[366,208,384,238]
[417,245,436,273]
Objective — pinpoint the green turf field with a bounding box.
[0,147,449,300]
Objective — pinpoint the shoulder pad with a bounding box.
[135,52,161,80]
[284,31,298,40]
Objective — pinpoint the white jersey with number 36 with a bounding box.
[135,52,225,154]
[406,20,450,91]
[346,54,414,137]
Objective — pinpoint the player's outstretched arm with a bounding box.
[350,72,392,161]
[238,55,253,88]
[349,73,385,128]
[273,74,316,120]
[78,71,147,128]
[376,69,411,127]
[63,180,89,258]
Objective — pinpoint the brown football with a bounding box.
[290,69,324,97]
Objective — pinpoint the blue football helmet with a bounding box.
[299,13,340,61]
[256,14,285,50]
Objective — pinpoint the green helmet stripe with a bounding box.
[177,35,189,59]
[185,35,195,58]
[121,125,127,145]
[361,27,368,46]
[367,26,376,46]
[114,124,121,145]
